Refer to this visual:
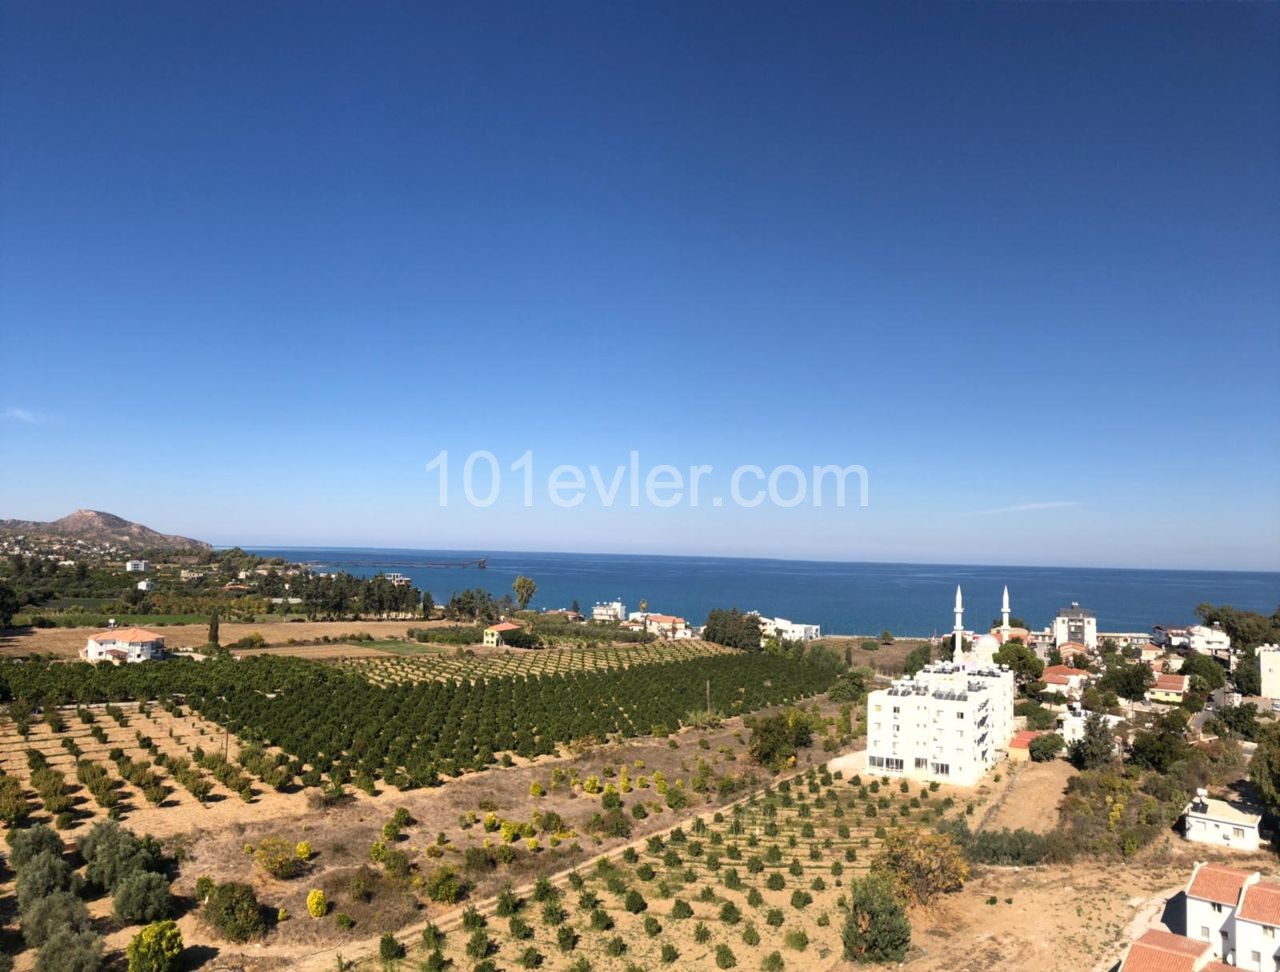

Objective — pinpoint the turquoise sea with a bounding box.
[244,548,1280,638]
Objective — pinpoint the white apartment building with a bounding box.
[866,659,1016,786]
[1053,602,1097,650]
[591,600,627,622]
[384,572,413,587]
[1184,790,1262,853]
[1259,645,1280,701]
[125,559,149,573]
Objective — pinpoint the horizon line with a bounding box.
[221,543,1280,577]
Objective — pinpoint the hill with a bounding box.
[0,509,211,552]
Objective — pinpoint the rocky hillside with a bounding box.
[0,509,211,552]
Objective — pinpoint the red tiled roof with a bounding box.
[487,622,521,632]
[1120,929,1210,972]
[1185,862,1252,906]
[1153,673,1189,693]
[1010,730,1043,749]
[89,627,163,643]
[647,614,685,624]
[1238,880,1280,927]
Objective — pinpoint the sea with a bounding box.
[242,548,1280,638]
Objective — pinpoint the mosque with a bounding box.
[864,585,1018,786]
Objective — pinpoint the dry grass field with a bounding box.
[0,619,432,657]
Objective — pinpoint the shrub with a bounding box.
[661,943,679,963]
[80,820,161,892]
[36,928,103,972]
[335,913,355,930]
[16,851,80,909]
[716,944,738,969]
[127,921,183,972]
[113,870,171,923]
[519,947,544,968]
[295,841,313,861]
[720,901,742,924]
[204,882,266,942]
[379,933,405,961]
[761,951,784,971]
[605,936,627,956]
[766,873,786,891]
[254,836,303,879]
[1029,733,1065,762]
[644,915,662,937]
[871,830,967,907]
[624,890,647,913]
[7,824,62,869]
[307,889,328,918]
[842,874,910,963]
[784,928,809,951]
[22,891,90,949]
[556,925,578,952]
[424,866,467,903]
[694,921,712,944]
[671,898,693,919]
[789,889,813,910]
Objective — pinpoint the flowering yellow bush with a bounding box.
[529,781,544,797]
[295,840,312,861]
[306,889,327,918]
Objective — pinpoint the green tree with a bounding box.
[204,882,266,942]
[114,870,172,923]
[703,609,764,650]
[513,576,537,611]
[0,581,19,628]
[1236,647,1263,697]
[208,611,220,648]
[1068,712,1115,770]
[36,928,103,972]
[993,640,1044,690]
[841,874,910,964]
[1029,733,1065,762]
[1179,653,1226,693]
[1251,721,1280,817]
[127,921,183,972]
[903,643,932,676]
[1099,662,1153,702]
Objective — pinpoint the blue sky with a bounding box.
[1,3,1277,570]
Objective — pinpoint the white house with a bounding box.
[82,627,165,664]
[125,559,149,573]
[632,613,691,640]
[384,572,413,587]
[1259,645,1280,701]
[135,579,154,592]
[1058,707,1125,745]
[1189,624,1232,657]
[1184,789,1262,853]
[1053,603,1097,650]
[757,616,821,643]
[1121,863,1280,971]
[864,587,1016,786]
[1041,664,1091,700]
[1234,880,1280,972]
[1185,861,1254,963]
[592,600,627,622]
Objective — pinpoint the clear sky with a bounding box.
[1,3,1277,570]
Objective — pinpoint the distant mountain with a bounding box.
[0,509,211,552]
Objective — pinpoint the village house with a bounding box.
[1139,642,1166,665]
[591,600,627,622]
[1188,623,1233,656]
[1041,664,1091,700]
[1149,672,1191,705]
[756,615,822,642]
[635,613,691,639]
[1120,928,1233,972]
[1154,625,1191,650]
[1184,789,1262,853]
[1058,706,1126,745]
[483,621,522,647]
[1058,641,1090,666]
[125,559,149,572]
[81,627,165,664]
[135,579,154,592]
[1149,860,1280,970]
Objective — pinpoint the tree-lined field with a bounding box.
[0,651,839,816]
[370,766,966,971]
[347,640,737,685]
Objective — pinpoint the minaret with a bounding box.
[953,585,965,662]
[1001,585,1011,637]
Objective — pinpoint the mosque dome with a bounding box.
[973,633,1001,660]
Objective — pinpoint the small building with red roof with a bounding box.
[1149,672,1191,705]
[483,621,523,647]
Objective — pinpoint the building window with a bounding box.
[1265,926,1275,939]
[915,757,927,769]
[1233,827,1245,839]
[1200,926,1209,940]
[1213,903,1223,913]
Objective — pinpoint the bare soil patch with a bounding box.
[978,758,1077,834]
